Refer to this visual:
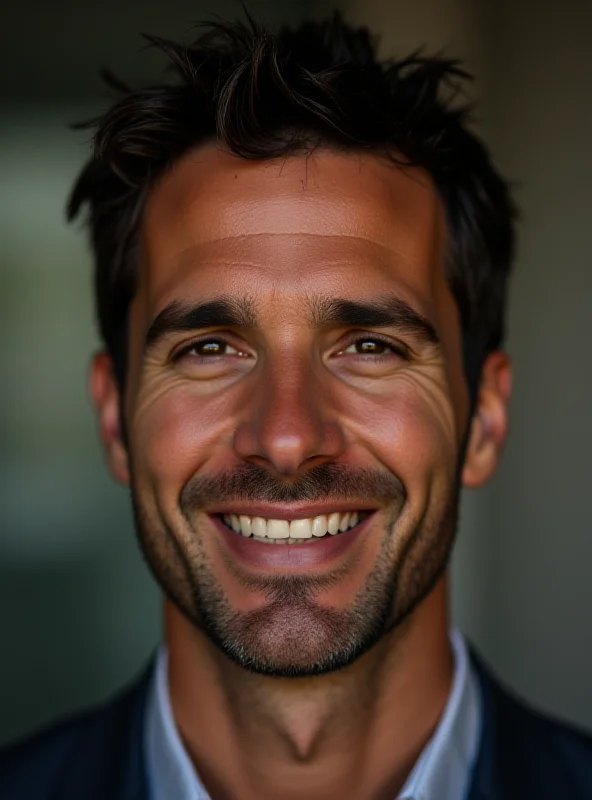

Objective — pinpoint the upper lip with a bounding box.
[208,503,377,520]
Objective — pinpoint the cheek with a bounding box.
[342,374,459,492]
[130,383,239,496]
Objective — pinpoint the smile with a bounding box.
[221,511,369,544]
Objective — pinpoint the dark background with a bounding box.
[1,0,591,745]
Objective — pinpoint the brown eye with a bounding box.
[353,339,388,354]
[342,337,405,357]
[177,338,241,359]
[197,340,226,356]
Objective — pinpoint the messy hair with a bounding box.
[67,12,516,402]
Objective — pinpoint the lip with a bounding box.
[208,503,378,521]
[210,511,376,571]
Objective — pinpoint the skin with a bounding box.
[91,143,511,799]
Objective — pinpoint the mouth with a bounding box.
[219,510,371,544]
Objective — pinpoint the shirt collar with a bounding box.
[144,628,481,800]
[397,628,482,799]
[144,647,208,799]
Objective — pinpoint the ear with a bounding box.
[89,351,130,485]
[461,351,512,488]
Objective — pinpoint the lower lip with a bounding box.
[211,514,374,571]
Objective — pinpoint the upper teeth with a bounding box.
[222,511,360,543]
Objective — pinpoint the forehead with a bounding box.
[138,143,448,317]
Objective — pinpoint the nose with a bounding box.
[232,359,346,477]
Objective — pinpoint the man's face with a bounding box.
[96,144,505,677]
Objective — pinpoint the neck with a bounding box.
[165,575,453,800]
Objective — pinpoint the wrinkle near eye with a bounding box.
[131,372,190,429]
[395,368,458,448]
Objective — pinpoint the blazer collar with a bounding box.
[466,647,506,800]
[49,646,517,800]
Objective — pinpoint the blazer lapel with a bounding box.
[465,664,497,800]
[51,660,154,800]
[466,646,530,800]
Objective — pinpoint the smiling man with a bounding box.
[2,12,592,800]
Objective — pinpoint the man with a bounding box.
[1,11,591,800]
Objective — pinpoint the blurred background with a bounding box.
[1,0,591,745]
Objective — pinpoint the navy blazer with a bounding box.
[1,649,592,799]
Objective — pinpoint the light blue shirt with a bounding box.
[144,628,482,800]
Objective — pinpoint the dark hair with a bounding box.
[67,12,516,404]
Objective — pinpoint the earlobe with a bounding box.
[89,351,130,485]
[461,351,512,488]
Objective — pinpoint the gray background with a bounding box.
[1,0,590,745]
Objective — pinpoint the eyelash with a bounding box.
[172,334,410,362]
[172,337,242,360]
[339,334,410,360]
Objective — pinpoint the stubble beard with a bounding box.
[131,463,460,678]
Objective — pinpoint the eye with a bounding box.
[174,337,243,360]
[340,336,408,358]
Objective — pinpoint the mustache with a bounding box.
[180,462,406,510]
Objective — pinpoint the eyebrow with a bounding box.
[145,297,257,350]
[144,294,440,353]
[308,296,440,344]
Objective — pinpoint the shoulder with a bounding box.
[494,670,592,781]
[0,708,99,799]
[0,664,153,800]
[470,647,592,799]
[0,709,110,800]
